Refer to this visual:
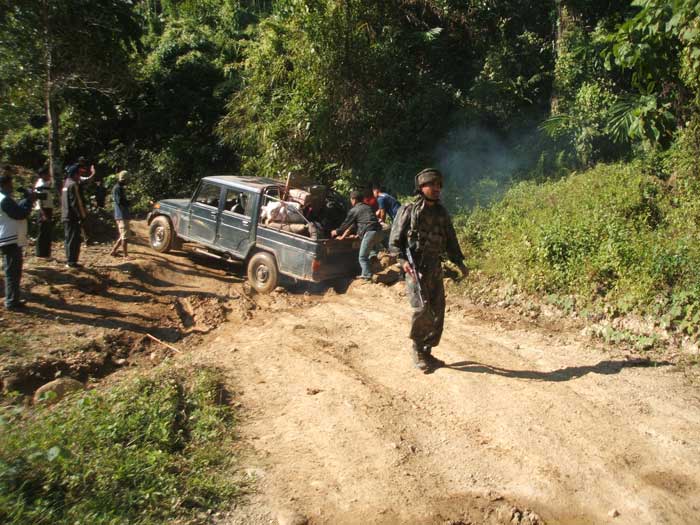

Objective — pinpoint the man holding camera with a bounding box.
[0,167,34,310]
[62,165,87,268]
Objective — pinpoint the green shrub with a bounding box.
[0,125,47,168]
[460,133,700,337]
[0,367,240,525]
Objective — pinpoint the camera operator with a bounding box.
[34,166,54,259]
[62,164,87,268]
[0,167,34,310]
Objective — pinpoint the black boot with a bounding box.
[423,346,445,368]
[410,341,429,371]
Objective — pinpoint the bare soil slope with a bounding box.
[198,280,700,525]
[2,221,699,524]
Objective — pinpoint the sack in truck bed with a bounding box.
[288,188,312,207]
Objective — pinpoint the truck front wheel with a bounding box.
[247,252,279,294]
[149,216,175,253]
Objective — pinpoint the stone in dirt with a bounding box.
[379,253,396,268]
[503,506,543,525]
[609,509,620,518]
[276,508,308,525]
[372,267,401,285]
[1,374,21,394]
[33,377,84,404]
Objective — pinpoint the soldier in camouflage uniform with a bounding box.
[389,168,468,371]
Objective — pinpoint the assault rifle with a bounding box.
[405,247,425,308]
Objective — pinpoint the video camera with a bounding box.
[17,186,48,201]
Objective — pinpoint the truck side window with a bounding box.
[224,189,253,216]
[194,183,221,208]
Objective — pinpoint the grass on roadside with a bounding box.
[0,366,241,525]
[456,124,700,341]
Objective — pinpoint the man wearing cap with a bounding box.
[62,164,87,268]
[331,190,383,280]
[76,156,96,183]
[0,167,34,309]
[110,170,131,257]
[389,168,468,372]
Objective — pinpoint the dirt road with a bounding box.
[188,262,700,524]
[5,222,700,524]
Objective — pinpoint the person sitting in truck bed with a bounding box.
[331,190,383,281]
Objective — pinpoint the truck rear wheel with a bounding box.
[149,216,174,253]
[247,252,279,294]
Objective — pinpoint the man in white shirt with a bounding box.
[0,168,33,309]
[34,167,54,258]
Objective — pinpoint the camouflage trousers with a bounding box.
[406,262,445,348]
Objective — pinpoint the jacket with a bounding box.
[389,196,464,267]
[61,178,87,222]
[0,191,31,247]
[337,202,381,239]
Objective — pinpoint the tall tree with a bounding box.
[0,0,140,176]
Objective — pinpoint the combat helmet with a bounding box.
[414,168,443,193]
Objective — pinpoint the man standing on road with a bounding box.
[110,170,131,257]
[0,168,34,310]
[62,165,87,268]
[389,168,468,372]
[34,166,55,259]
[331,190,383,281]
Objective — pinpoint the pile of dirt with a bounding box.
[0,331,146,396]
[175,295,230,333]
[0,225,261,400]
[0,217,342,400]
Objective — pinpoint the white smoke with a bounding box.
[436,125,528,210]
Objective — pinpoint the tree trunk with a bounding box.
[551,0,573,114]
[42,0,62,184]
[46,91,61,178]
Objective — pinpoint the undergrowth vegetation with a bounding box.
[0,367,240,524]
[460,122,700,340]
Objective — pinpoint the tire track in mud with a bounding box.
[190,280,700,525]
[196,288,547,524]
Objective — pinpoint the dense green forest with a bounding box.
[2,0,699,334]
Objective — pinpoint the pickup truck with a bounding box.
[147,175,360,292]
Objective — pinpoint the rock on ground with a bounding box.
[33,377,84,404]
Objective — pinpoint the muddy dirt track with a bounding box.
[202,282,700,525]
[3,221,700,524]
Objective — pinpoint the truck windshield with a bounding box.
[194,182,221,208]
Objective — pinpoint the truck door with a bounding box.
[219,187,256,256]
[189,181,222,244]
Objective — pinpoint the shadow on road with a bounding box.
[441,358,671,381]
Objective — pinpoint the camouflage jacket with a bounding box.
[389,196,464,267]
